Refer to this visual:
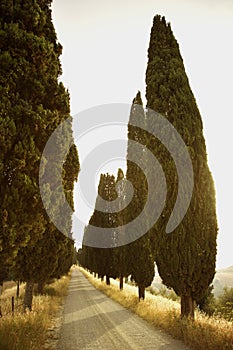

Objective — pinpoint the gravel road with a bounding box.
[56,268,191,350]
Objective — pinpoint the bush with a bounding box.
[196,285,216,316]
[216,287,233,321]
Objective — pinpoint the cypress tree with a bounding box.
[145,15,218,317]
[81,169,129,289]
[82,173,119,284]
[81,227,94,272]
[0,0,79,308]
[112,168,131,290]
[125,92,155,300]
[0,0,50,284]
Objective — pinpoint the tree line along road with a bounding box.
[56,268,191,350]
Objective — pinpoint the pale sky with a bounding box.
[52,0,233,269]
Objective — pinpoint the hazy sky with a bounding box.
[52,0,233,269]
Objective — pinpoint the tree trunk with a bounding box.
[119,275,123,290]
[23,281,34,311]
[16,281,20,299]
[106,275,110,285]
[138,285,145,301]
[181,295,195,319]
[37,281,45,295]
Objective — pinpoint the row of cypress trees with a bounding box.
[79,15,218,319]
[0,0,79,309]
[78,168,154,299]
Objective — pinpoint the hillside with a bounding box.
[213,266,233,296]
[152,266,233,297]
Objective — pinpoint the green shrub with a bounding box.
[216,288,233,321]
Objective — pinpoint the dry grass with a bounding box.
[0,271,71,350]
[81,268,233,350]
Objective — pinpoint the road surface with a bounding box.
[56,269,191,350]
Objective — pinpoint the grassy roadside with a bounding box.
[0,271,71,350]
[80,267,233,350]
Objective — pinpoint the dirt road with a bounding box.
[56,269,191,350]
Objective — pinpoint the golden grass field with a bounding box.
[80,268,233,350]
[0,272,71,350]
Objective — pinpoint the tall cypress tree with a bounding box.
[82,173,119,284]
[145,15,218,317]
[0,0,79,308]
[81,169,130,289]
[114,169,130,290]
[125,92,155,300]
[0,0,50,284]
